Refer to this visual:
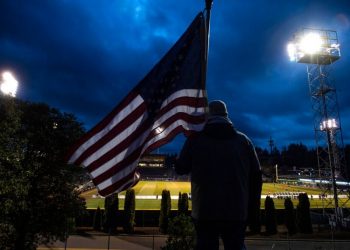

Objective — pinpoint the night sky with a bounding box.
[1,0,350,153]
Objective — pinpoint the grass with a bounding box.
[81,181,350,210]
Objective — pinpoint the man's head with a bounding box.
[208,100,228,117]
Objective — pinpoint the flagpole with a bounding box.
[205,0,213,38]
[205,0,213,58]
[202,0,213,94]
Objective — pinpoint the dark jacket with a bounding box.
[175,122,262,222]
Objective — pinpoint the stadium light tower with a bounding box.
[288,28,346,226]
[0,71,19,97]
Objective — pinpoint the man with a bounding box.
[175,100,262,250]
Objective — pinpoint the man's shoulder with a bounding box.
[235,131,253,145]
[236,130,248,138]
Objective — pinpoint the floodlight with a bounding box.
[320,118,338,131]
[299,33,323,54]
[287,28,340,65]
[0,71,18,97]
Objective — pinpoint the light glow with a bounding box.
[287,43,297,61]
[155,127,164,134]
[299,33,323,54]
[320,118,338,131]
[1,71,18,97]
[287,29,341,64]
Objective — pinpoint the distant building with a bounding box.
[138,154,166,168]
[137,154,177,180]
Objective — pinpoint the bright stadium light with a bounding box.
[0,71,19,97]
[287,28,340,64]
[299,33,323,54]
[320,118,338,131]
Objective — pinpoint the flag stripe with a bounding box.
[75,90,205,167]
[89,108,205,179]
[98,170,138,197]
[83,98,206,170]
[76,102,147,166]
[89,128,149,178]
[97,121,204,195]
[96,160,140,191]
[156,96,207,120]
[151,105,205,132]
[143,125,195,155]
[91,112,205,185]
[81,108,147,167]
[68,92,143,164]
[86,118,151,173]
[93,147,142,186]
[147,112,205,145]
[97,121,203,195]
[142,117,205,155]
[160,89,206,109]
[86,93,205,173]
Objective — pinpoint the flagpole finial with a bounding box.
[205,0,213,11]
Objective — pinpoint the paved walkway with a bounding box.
[38,234,154,250]
[38,234,350,250]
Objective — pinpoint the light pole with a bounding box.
[320,118,340,209]
[0,71,19,97]
[288,28,346,226]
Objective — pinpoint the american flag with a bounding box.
[67,12,208,197]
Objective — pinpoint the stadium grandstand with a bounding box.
[137,153,179,180]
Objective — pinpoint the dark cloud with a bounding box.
[0,0,350,151]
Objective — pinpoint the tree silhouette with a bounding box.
[0,96,85,249]
[159,190,171,233]
[296,193,313,234]
[264,196,277,235]
[123,189,136,233]
[104,193,119,233]
[284,198,297,235]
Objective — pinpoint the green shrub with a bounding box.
[159,189,171,233]
[161,214,195,250]
[296,193,313,233]
[103,193,119,233]
[93,206,103,231]
[177,192,182,213]
[178,192,189,215]
[264,196,277,235]
[123,189,136,233]
[284,198,297,235]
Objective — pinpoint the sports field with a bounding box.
[81,181,350,210]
